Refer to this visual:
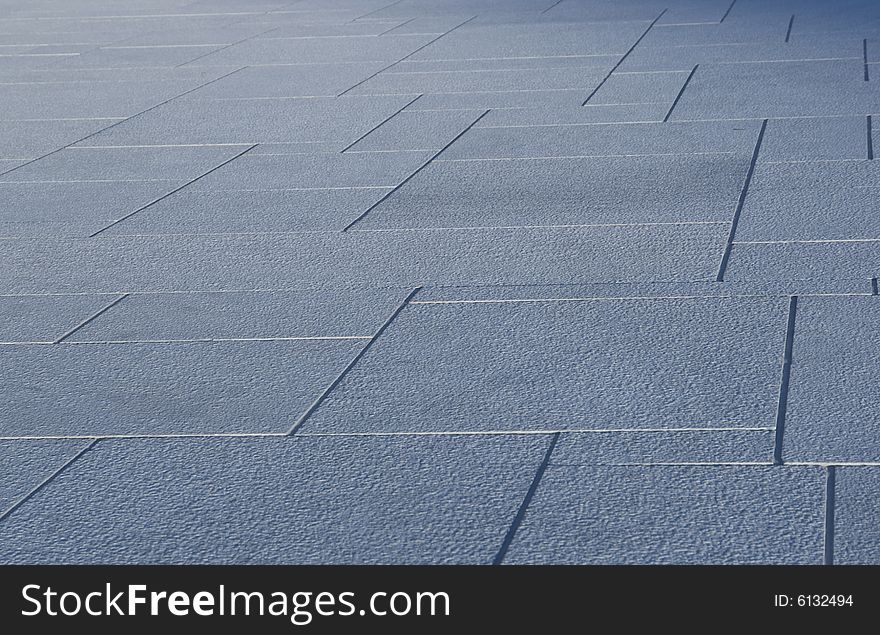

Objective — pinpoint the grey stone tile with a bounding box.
[186,33,435,65]
[0,180,187,237]
[393,54,617,72]
[0,294,122,343]
[0,224,729,294]
[99,186,391,235]
[0,440,92,511]
[784,296,880,462]
[724,241,880,281]
[0,118,121,160]
[640,20,791,47]
[0,339,365,436]
[0,146,249,183]
[736,186,880,242]
[750,159,880,190]
[443,120,761,159]
[346,109,485,152]
[53,45,229,69]
[74,95,416,146]
[834,467,880,564]
[188,151,430,190]
[590,70,692,105]
[504,465,826,564]
[409,21,655,59]
[355,154,746,229]
[0,434,550,563]
[302,296,788,433]
[668,59,870,120]
[183,63,388,99]
[760,116,869,162]
[477,103,668,126]
[551,430,775,465]
[407,89,588,110]
[67,287,411,342]
[348,66,607,94]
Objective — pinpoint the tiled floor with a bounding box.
[1,0,878,564]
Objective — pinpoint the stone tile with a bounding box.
[504,465,826,564]
[760,116,869,162]
[590,70,692,105]
[0,339,365,436]
[834,467,880,564]
[345,109,484,152]
[349,67,607,94]
[477,103,668,126]
[0,294,122,343]
[355,154,746,229]
[302,296,788,433]
[551,430,775,465]
[67,287,411,341]
[0,434,551,563]
[784,296,880,462]
[0,118,121,160]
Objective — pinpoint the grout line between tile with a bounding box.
[53,294,129,344]
[663,64,697,122]
[493,432,559,565]
[773,296,798,466]
[719,0,737,23]
[342,109,490,231]
[541,0,566,14]
[824,466,836,565]
[716,118,767,281]
[868,115,874,160]
[88,144,258,237]
[0,439,99,524]
[784,15,795,43]
[581,8,667,106]
[864,39,870,81]
[340,94,422,152]
[872,277,879,295]
[285,286,422,435]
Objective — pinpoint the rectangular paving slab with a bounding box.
[0,293,122,343]
[301,296,788,433]
[0,439,92,512]
[503,465,826,564]
[832,467,880,564]
[0,434,551,564]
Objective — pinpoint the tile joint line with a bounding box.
[493,432,560,565]
[342,109,490,231]
[663,64,698,122]
[715,118,768,282]
[285,286,422,436]
[824,466,836,565]
[0,439,100,524]
[773,295,798,466]
[784,15,795,43]
[340,94,422,153]
[53,294,130,344]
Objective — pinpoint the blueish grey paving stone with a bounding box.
[724,242,880,281]
[393,55,617,72]
[0,119,121,160]
[0,294,122,343]
[736,187,880,242]
[74,95,416,146]
[184,63,389,99]
[54,45,228,69]
[784,296,880,462]
[407,89,589,110]
[249,21,406,38]
[417,279,872,302]
[0,146,249,183]
[551,430,775,465]
[355,154,746,229]
[668,59,869,121]
[477,103,668,126]
[620,39,864,72]
[0,180,187,237]
[834,467,880,564]
[99,23,275,47]
[0,77,230,121]
[0,440,92,512]
[345,109,484,152]
[750,159,880,190]
[0,434,551,563]
[67,287,410,342]
[0,339,365,436]
[759,116,869,162]
[186,33,435,65]
[349,66,607,94]
[188,151,429,190]
[100,186,391,235]
[503,465,826,564]
[590,70,693,105]
[443,120,761,159]
[302,296,788,433]
[408,21,653,59]
[640,20,791,47]
[0,224,729,294]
